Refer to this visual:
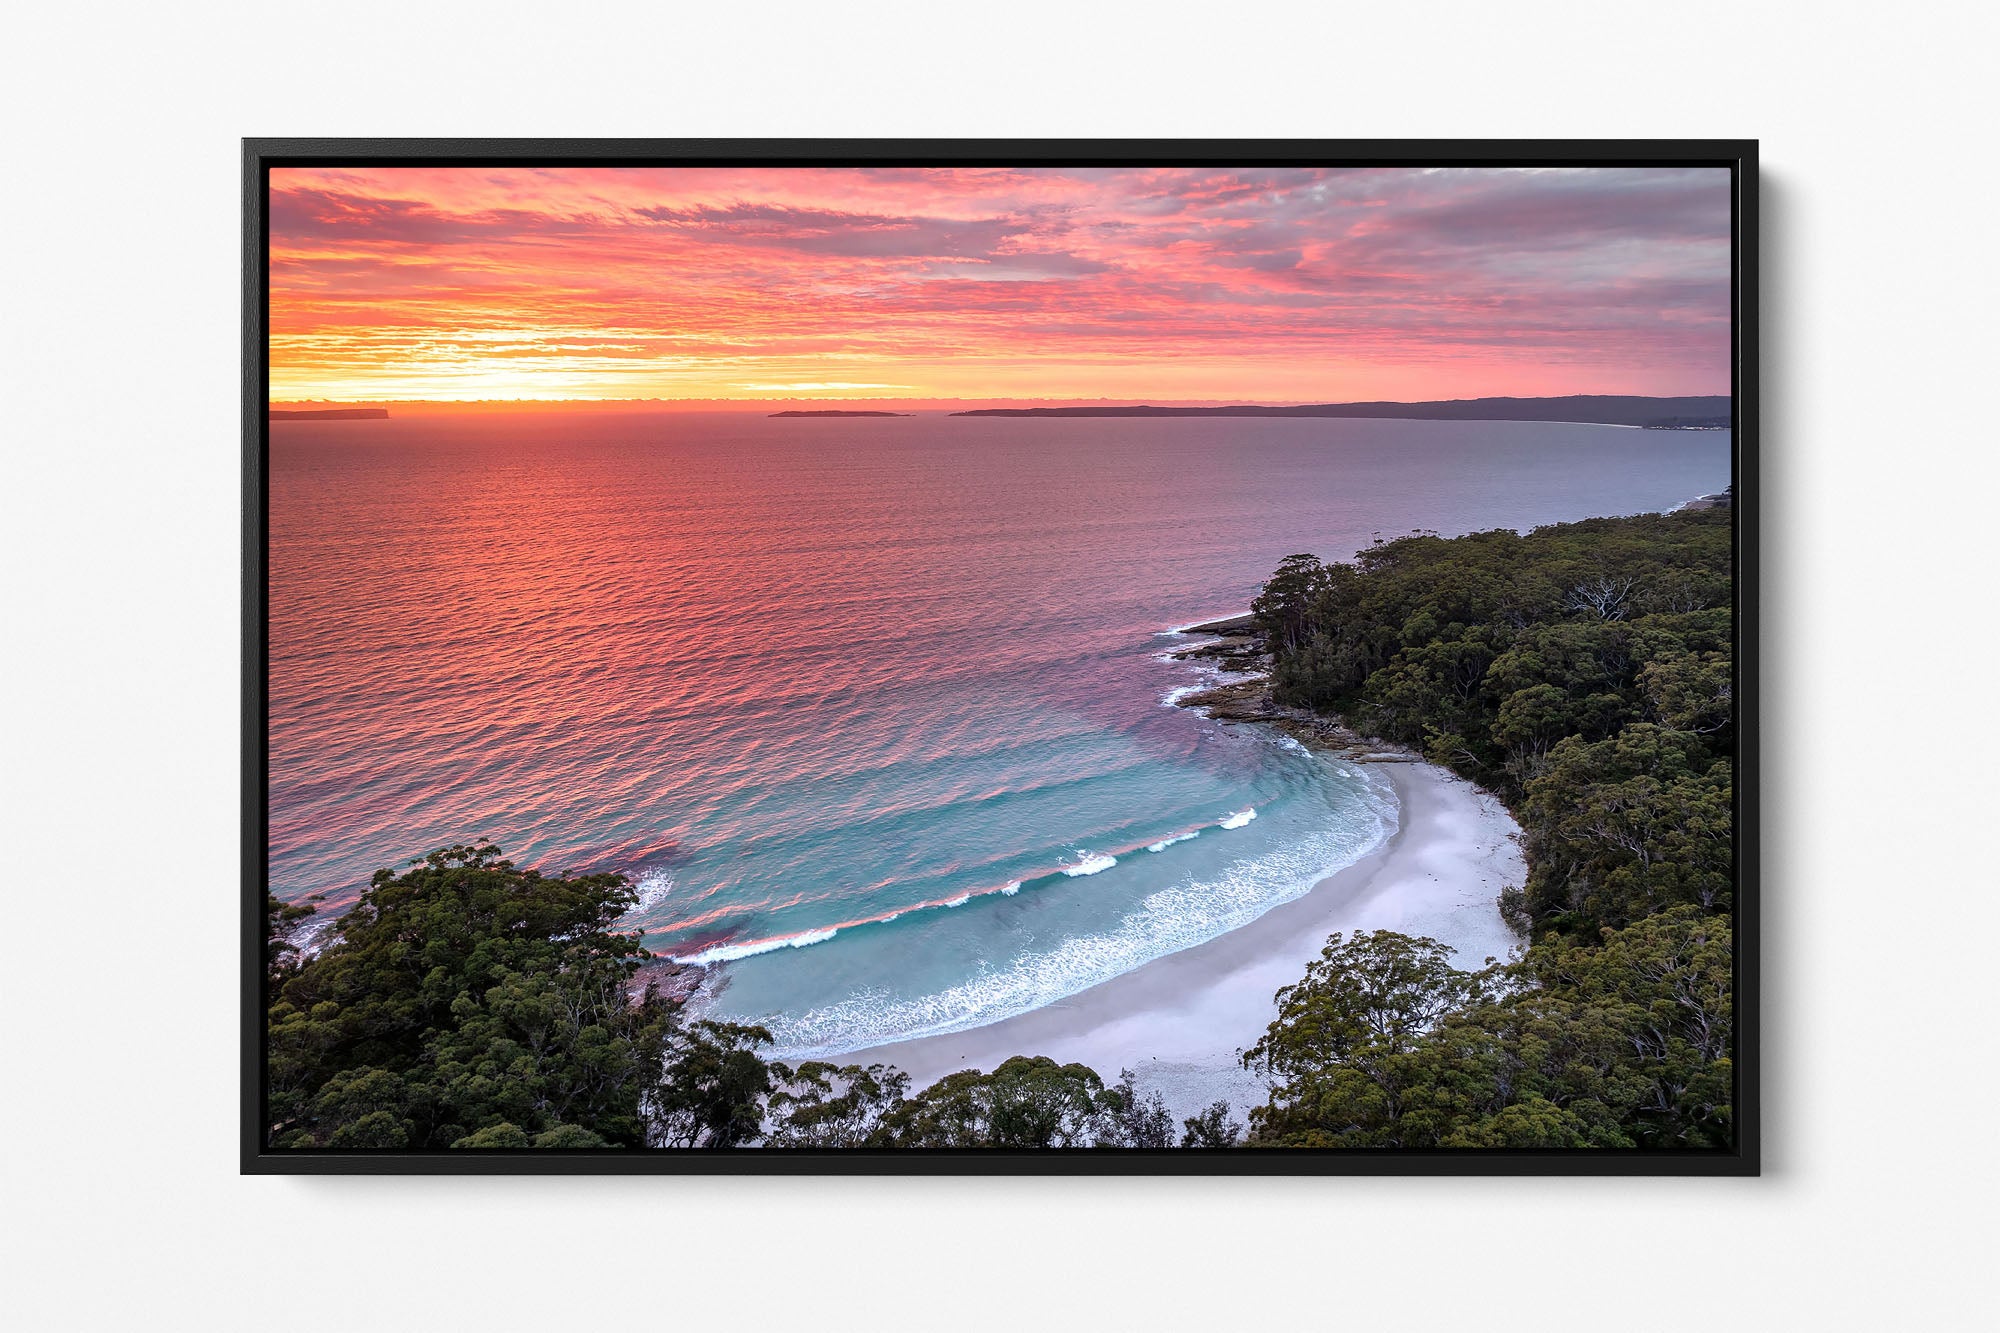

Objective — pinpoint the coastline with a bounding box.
[842,753,1524,1123]
[845,500,1722,1134]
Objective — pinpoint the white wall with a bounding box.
[6,2,1996,1328]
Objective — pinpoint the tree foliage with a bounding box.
[1258,510,1732,937]
[874,1056,1115,1148]
[264,892,318,1004]
[1246,510,1736,1150]
[1520,726,1733,932]
[267,847,1238,1149]
[271,844,686,1149]
[762,1061,912,1148]
[645,1018,778,1148]
[1244,913,1731,1149]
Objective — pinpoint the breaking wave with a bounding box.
[633,869,675,911]
[678,925,842,965]
[761,784,1398,1057]
[668,800,1294,969]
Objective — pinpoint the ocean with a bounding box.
[267,411,1730,1056]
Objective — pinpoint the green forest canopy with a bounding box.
[1242,509,1734,1147]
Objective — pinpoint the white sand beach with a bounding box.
[842,757,1526,1124]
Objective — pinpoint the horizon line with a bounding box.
[269,390,1731,408]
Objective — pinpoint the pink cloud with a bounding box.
[268,165,1732,402]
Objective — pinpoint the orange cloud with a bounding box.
[267,166,1732,403]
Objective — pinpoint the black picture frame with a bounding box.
[243,138,1758,1176]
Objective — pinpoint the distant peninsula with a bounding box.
[769,410,911,418]
[270,408,389,421]
[950,395,1728,429]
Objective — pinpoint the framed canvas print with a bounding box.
[243,139,1756,1174]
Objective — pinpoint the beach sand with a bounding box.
[841,756,1525,1125]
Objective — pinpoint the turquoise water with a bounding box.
[268,411,1730,1054]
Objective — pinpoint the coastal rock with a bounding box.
[1167,659,1410,764]
[1174,637,1269,673]
[1183,635,1257,655]
[1179,678,1272,720]
[1181,613,1259,636]
[625,957,705,1006]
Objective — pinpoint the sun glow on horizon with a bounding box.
[268,166,1732,405]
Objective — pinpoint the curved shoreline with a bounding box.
[839,755,1525,1122]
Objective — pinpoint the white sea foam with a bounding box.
[1159,684,1202,706]
[632,869,675,911]
[762,775,1399,1057]
[676,925,840,965]
[1146,830,1200,852]
[1219,808,1258,829]
[676,875,1028,968]
[290,916,337,960]
[1062,851,1118,877]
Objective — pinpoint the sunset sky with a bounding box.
[268,166,1733,404]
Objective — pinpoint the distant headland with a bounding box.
[769,410,912,418]
[270,408,390,421]
[950,395,1728,429]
